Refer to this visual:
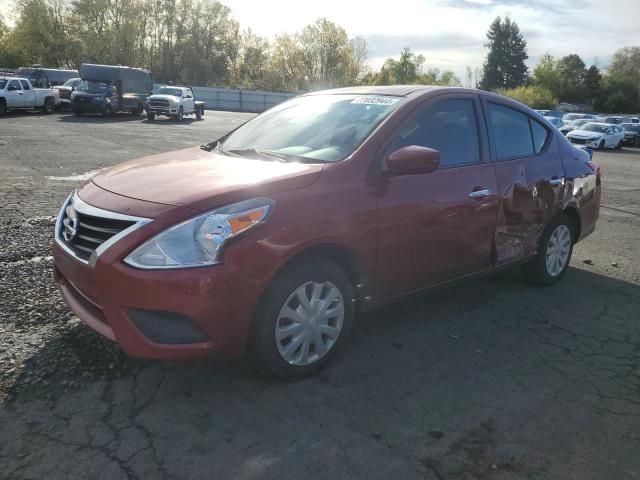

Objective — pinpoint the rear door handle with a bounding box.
[550,177,564,186]
[468,189,492,199]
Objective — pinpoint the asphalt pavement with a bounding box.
[1,110,639,480]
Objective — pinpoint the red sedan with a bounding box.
[53,86,601,378]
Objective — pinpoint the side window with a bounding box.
[488,103,534,160]
[391,98,480,168]
[530,119,549,153]
[8,80,21,90]
[20,80,30,90]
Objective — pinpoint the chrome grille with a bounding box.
[150,99,170,107]
[55,193,150,265]
[569,138,586,145]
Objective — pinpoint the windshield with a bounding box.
[157,87,183,97]
[63,78,78,87]
[0,80,6,89]
[219,94,401,163]
[77,80,107,94]
[582,124,607,133]
[622,124,639,132]
[603,117,623,124]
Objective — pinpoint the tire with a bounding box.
[615,141,622,150]
[0,100,6,115]
[195,107,202,121]
[102,104,112,118]
[174,106,183,122]
[522,215,574,286]
[43,97,55,114]
[251,259,355,379]
[598,140,605,150]
[147,112,155,121]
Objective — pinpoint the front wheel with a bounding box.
[147,112,155,121]
[522,215,574,286]
[251,259,355,379]
[174,106,183,122]
[102,104,112,118]
[0,100,6,115]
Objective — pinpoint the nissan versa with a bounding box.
[53,86,601,378]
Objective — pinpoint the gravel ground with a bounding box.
[1,111,639,480]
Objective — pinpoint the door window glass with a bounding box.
[488,103,534,160]
[391,99,480,168]
[530,119,548,153]
[8,80,20,90]
[20,80,31,90]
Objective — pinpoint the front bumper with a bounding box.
[52,191,276,360]
[147,106,180,116]
[568,137,602,149]
[72,101,105,113]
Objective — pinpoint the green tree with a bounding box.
[532,53,562,98]
[583,65,602,108]
[595,77,639,114]
[608,46,640,85]
[479,16,528,91]
[497,85,557,109]
[557,54,587,103]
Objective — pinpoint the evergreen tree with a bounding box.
[479,16,528,91]
[557,54,587,103]
[583,65,602,108]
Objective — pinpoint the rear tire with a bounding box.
[615,141,622,150]
[102,104,112,118]
[598,140,605,150]
[0,99,6,115]
[196,107,202,121]
[522,215,574,286]
[43,97,55,114]
[251,259,355,379]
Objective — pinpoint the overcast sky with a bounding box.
[2,0,638,79]
[224,0,640,79]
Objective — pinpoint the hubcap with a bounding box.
[545,224,571,276]
[275,281,344,366]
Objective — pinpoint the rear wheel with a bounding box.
[615,140,623,150]
[102,104,112,118]
[0,99,6,115]
[195,106,202,121]
[598,140,605,150]
[251,259,354,379]
[522,215,574,286]
[43,97,55,114]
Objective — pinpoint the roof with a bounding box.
[306,85,450,97]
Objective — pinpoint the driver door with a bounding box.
[184,89,195,113]
[6,80,24,107]
[375,94,498,298]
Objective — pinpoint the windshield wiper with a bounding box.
[225,148,289,162]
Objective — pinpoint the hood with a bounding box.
[91,146,325,210]
[568,129,602,139]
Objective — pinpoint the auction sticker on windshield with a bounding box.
[351,96,400,105]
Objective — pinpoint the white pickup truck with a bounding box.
[146,86,205,121]
[0,77,60,115]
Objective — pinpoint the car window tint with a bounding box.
[20,80,30,90]
[8,80,20,90]
[391,98,480,168]
[530,119,548,153]
[488,103,534,160]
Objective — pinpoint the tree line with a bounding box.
[478,16,639,113]
[0,0,461,91]
[1,0,638,112]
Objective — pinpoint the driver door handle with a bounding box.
[468,188,492,199]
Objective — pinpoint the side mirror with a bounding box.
[386,145,440,175]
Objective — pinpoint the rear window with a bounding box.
[488,103,534,160]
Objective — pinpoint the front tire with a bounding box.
[174,106,183,122]
[147,112,155,121]
[522,215,574,286]
[251,259,355,379]
[0,99,6,115]
[102,104,112,118]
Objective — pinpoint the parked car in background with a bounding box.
[56,77,81,108]
[602,116,632,125]
[620,123,640,147]
[146,86,206,121]
[14,66,79,88]
[0,77,60,115]
[545,116,564,128]
[72,64,152,117]
[560,118,591,136]
[567,122,624,149]
[536,109,563,119]
[53,86,601,378]
[630,117,639,124]
[562,113,596,122]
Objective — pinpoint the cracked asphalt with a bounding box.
[1,111,639,480]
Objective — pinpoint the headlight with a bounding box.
[124,198,274,269]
